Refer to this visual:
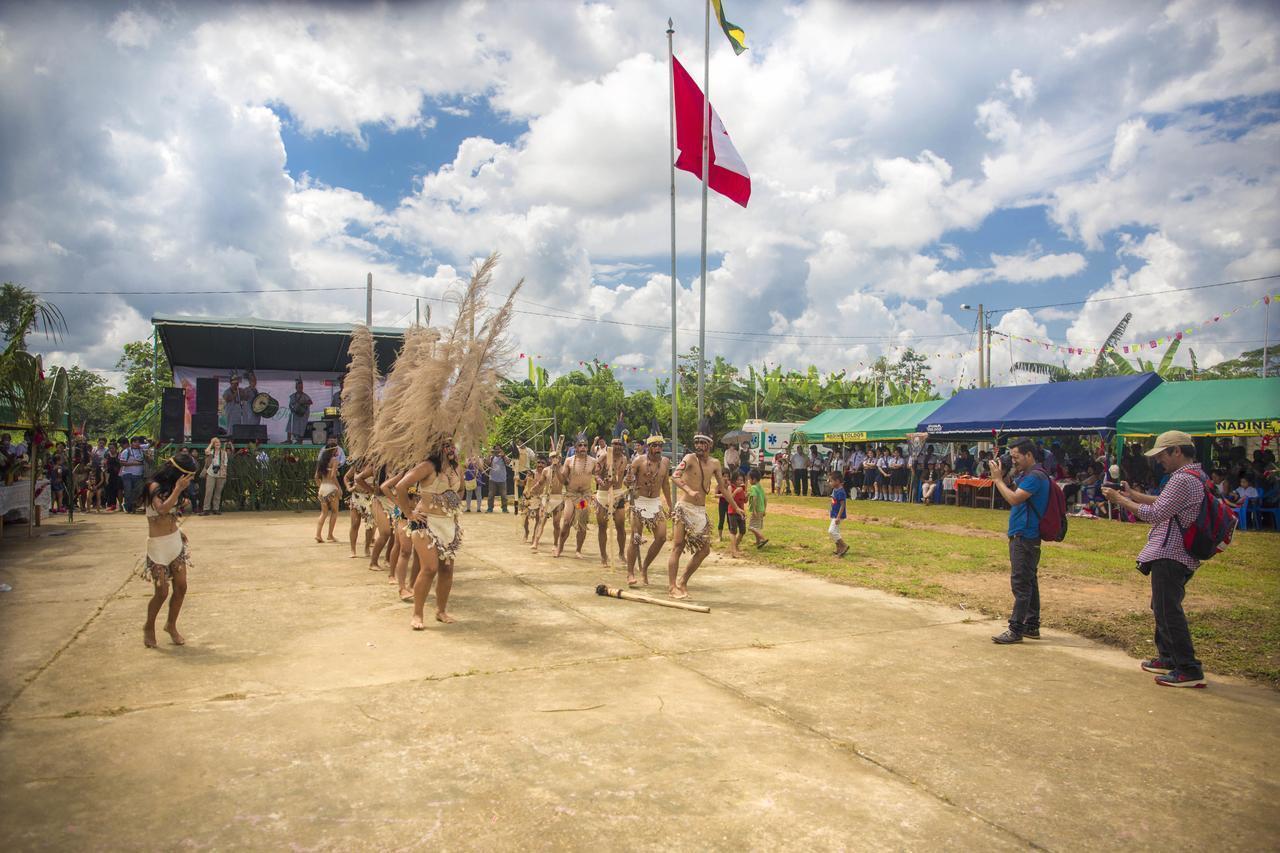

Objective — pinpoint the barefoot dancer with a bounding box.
[140,452,197,648]
[396,439,464,628]
[593,438,629,567]
[349,460,378,559]
[532,441,565,553]
[667,433,741,599]
[556,436,597,558]
[522,456,547,542]
[385,470,418,601]
[626,434,672,586]
[315,447,341,542]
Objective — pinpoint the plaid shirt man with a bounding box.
[1135,463,1205,570]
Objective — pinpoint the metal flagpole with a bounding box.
[1264,297,1271,378]
[697,0,711,428]
[668,18,680,469]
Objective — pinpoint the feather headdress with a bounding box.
[372,325,440,469]
[339,325,380,462]
[384,251,522,462]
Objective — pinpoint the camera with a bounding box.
[997,452,1012,471]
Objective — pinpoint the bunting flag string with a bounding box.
[989,292,1276,356]
[516,291,1276,379]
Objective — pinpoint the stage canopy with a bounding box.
[153,315,404,374]
[1116,377,1280,437]
[795,400,946,443]
[918,373,1163,437]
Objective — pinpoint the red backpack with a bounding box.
[1168,469,1236,561]
[1027,469,1068,542]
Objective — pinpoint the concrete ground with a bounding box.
[0,510,1277,851]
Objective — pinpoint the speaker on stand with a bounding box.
[160,387,186,444]
[196,377,218,413]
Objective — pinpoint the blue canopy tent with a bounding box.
[919,373,1163,438]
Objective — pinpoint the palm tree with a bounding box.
[0,352,68,536]
[1014,313,1132,381]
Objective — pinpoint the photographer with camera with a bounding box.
[988,439,1049,645]
[1101,431,1209,688]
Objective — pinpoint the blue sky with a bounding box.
[3,0,1278,388]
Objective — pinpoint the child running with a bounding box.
[726,470,747,558]
[828,470,849,557]
[747,469,769,548]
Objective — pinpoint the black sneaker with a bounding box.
[1022,627,1041,639]
[992,629,1023,644]
[1155,670,1206,688]
[1141,658,1174,674]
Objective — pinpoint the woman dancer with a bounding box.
[396,439,464,628]
[315,447,341,542]
[141,451,197,648]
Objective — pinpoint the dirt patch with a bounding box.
[938,572,1230,617]
[765,502,1004,539]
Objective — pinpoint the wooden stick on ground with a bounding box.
[595,584,710,613]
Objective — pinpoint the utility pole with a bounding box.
[415,298,420,328]
[366,272,373,326]
[977,303,985,388]
[986,320,993,387]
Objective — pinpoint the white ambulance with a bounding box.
[742,420,804,470]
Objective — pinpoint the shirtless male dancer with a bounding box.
[555,436,597,559]
[394,438,464,628]
[593,438,629,567]
[667,433,742,599]
[532,445,565,553]
[625,434,672,587]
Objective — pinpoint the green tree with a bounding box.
[61,365,119,437]
[112,339,171,437]
[1200,347,1279,379]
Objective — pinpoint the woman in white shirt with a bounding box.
[201,438,229,515]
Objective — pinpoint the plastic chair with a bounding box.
[1244,497,1280,532]
[1234,498,1250,532]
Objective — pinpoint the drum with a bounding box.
[251,393,279,418]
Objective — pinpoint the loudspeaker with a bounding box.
[196,377,218,413]
[231,424,268,443]
[160,387,186,444]
[191,412,220,443]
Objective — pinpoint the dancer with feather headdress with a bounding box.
[388,253,521,629]
[339,324,381,557]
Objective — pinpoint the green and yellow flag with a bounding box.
[711,0,747,55]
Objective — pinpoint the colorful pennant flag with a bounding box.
[711,0,748,55]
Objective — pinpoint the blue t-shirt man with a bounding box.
[1008,468,1050,538]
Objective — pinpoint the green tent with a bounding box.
[1115,377,1280,437]
[796,399,945,442]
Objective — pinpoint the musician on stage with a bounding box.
[287,379,313,444]
[222,372,252,430]
[244,371,262,426]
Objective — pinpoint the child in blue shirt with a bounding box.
[827,471,849,557]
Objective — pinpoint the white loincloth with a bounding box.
[318,483,339,499]
[630,495,668,545]
[409,514,462,560]
[672,503,710,554]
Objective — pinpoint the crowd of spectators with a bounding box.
[759,437,1278,525]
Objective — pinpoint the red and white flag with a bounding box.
[672,54,751,208]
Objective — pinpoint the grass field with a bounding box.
[723,494,1279,686]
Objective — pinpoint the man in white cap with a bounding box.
[1103,431,1212,688]
[667,432,742,599]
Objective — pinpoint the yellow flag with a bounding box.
[711,0,747,55]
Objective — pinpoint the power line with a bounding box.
[35,286,365,296]
[992,273,1280,312]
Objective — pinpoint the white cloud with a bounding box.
[2,0,1276,391]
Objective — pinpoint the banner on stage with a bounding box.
[172,367,343,443]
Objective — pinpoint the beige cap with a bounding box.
[1144,430,1194,456]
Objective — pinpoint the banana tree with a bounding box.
[0,351,68,536]
[1014,313,1133,381]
